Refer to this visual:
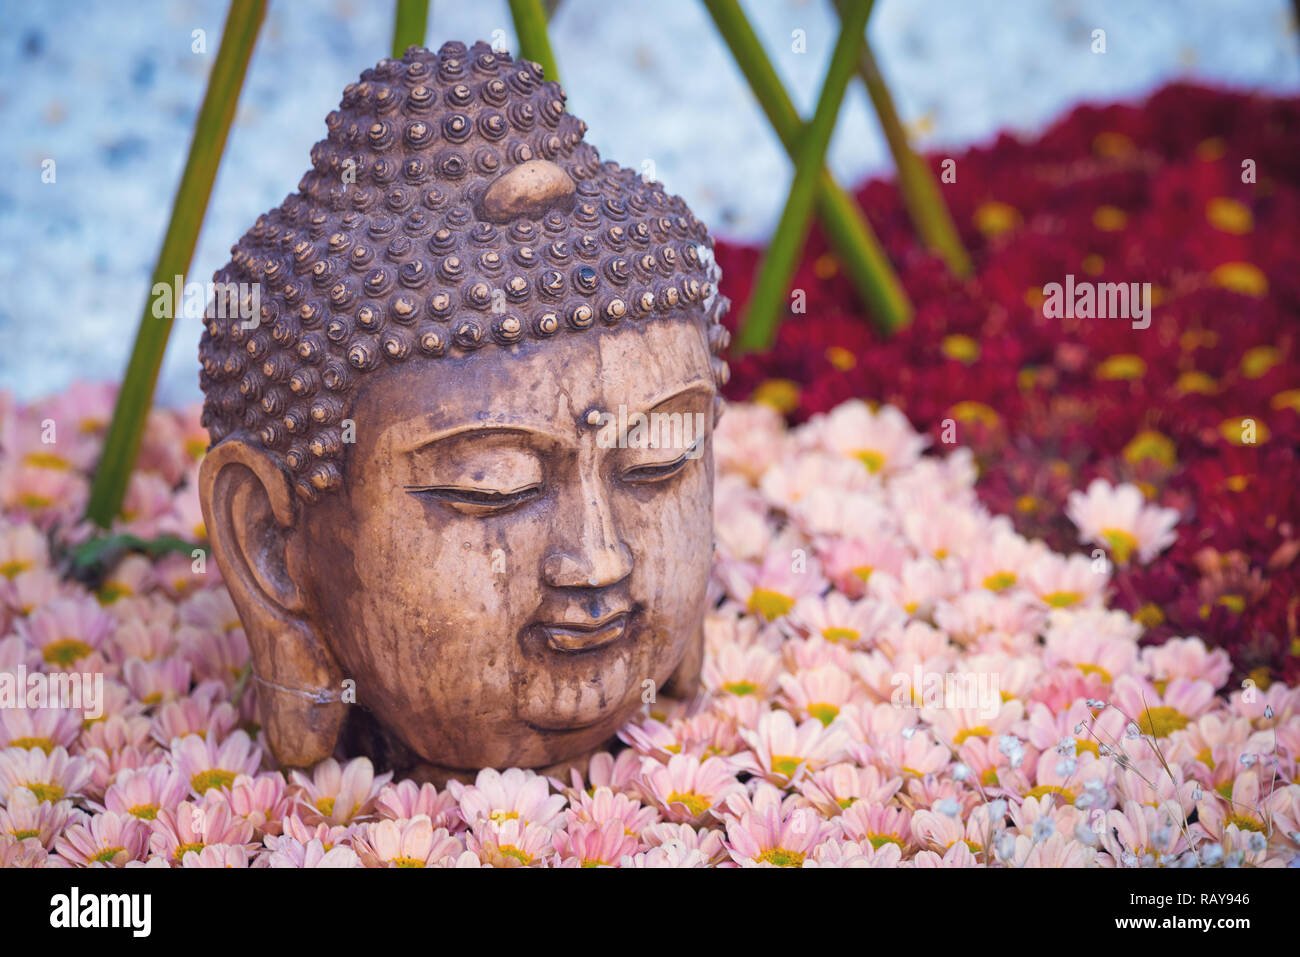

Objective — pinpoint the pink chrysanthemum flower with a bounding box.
[837,801,914,852]
[717,551,828,623]
[172,729,263,798]
[148,798,255,865]
[289,756,391,827]
[725,802,829,868]
[713,401,787,483]
[122,656,192,706]
[806,836,903,867]
[867,557,960,619]
[180,843,251,867]
[555,819,641,867]
[0,785,73,847]
[0,704,81,754]
[566,784,659,835]
[98,764,189,822]
[376,779,463,831]
[758,451,875,511]
[353,815,463,867]
[778,664,860,727]
[809,400,928,477]
[466,816,555,867]
[15,595,113,670]
[270,812,355,853]
[449,767,567,830]
[1140,636,1232,690]
[1066,478,1179,565]
[639,754,741,825]
[0,832,47,867]
[799,763,902,816]
[54,810,149,866]
[180,627,251,688]
[641,820,729,866]
[701,640,782,699]
[0,522,49,580]
[734,708,850,785]
[818,535,910,599]
[1021,552,1107,609]
[227,772,292,836]
[150,685,238,746]
[264,836,362,868]
[785,592,903,650]
[0,744,91,804]
[1110,675,1218,740]
[1102,799,1191,866]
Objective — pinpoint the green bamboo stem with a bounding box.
[734,1,872,353]
[392,0,430,58]
[833,0,971,277]
[509,0,560,84]
[702,0,911,335]
[85,0,265,528]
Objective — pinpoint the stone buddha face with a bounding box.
[196,42,730,776]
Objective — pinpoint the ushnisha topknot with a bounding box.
[199,41,731,504]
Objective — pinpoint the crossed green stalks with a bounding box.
[86,0,968,530]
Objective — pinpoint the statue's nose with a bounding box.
[542,470,633,589]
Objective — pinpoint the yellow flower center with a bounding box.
[825,345,856,371]
[92,847,126,864]
[1205,197,1252,234]
[748,588,794,620]
[853,449,886,474]
[1137,706,1188,738]
[1224,814,1262,833]
[722,680,758,696]
[973,201,1020,237]
[190,769,237,794]
[393,856,426,867]
[868,834,900,849]
[942,334,980,364]
[27,782,64,803]
[755,847,805,867]
[97,582,132,605]
[174,842,205,862]
[1092,205,1127,231]
[498,845,533,865]
[11,828,40,840]
[9,736,54,754]
[851,565,874,583]
[751,379,801,415]
[1123,430,1176,468]
[1134,603,1165,627]
[42,638,94,667]
[983,572,1017,592]
[1096,355,1147,381]
[489,809,520,822]
[1210,262,1267,297]
[1241,346,1281,379]
[1075,738,1099,757]
[315,797,335,818]
[1044,591,1082,608]
[770,755,802,778]
[22,451,70,470]
[1025,784,1074,803]
[1077,663,1113,683]
[808,703,840,726]
[0,559,32,579]
[981,768,1000,787]
[821,626,860,644]
[1174,371,1218,395]
[666,791,711,817]
[1100,528,1138,564]
[953,726,994,745]
[129,804,158,820]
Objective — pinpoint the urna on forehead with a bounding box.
[198,40,731,504]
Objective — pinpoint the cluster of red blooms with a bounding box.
[718,83,1300,687]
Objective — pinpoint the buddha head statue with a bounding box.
[197,42,730,778]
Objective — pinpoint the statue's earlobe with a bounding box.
[198,436,346,768]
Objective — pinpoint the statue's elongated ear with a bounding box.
[198,436,346,768]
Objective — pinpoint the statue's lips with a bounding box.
[535,612,630,653]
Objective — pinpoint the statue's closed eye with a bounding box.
[620,448,695,484]
[406,484,541,515]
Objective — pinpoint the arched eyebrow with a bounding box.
[642,379,716,412]
[400,424,555,456]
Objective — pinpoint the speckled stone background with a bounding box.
[2,0,1297,403]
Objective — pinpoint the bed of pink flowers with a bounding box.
[1,384,1297,868]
